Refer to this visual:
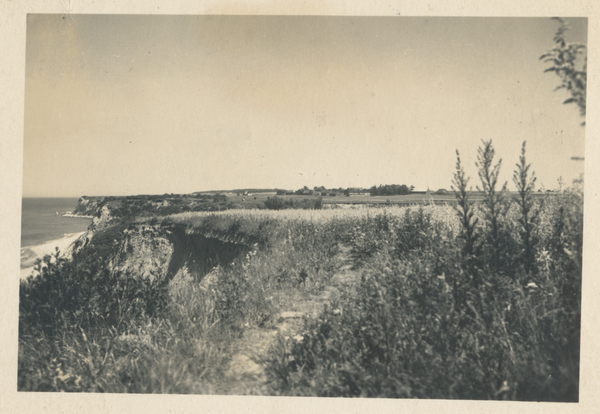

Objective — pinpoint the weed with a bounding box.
[19,148,582,399]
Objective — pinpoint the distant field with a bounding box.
[79,191,553,217]
[222,192,278,209]
[223,191,549,209]
[324,194,458,205]
[324,192,547,205]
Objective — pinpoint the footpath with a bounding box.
[219,244,358,395]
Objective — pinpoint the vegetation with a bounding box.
[19,142,582,400]
[540,17,587,123]
[261,141,582,401]
[451,149,479,260]
[73,193,238,219]
[18,207,354,393]
[264,196,323,211]
[369,184,412,196]
[475,140,508,272]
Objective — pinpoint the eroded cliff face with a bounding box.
[67,196,252,286]
[69,220,250,288]
[63,204,114,258]
[119,225,250,283]
[71,196,105,217]
[111,225,175,283]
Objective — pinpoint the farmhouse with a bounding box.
[410,188,431,195]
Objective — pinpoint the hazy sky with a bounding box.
[23,15,587,197]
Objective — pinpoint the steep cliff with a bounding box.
[71,196,105,217]
[65,195,272,291]
[68,193,239,222]
[66,215,252,292]
[109,224,250,284]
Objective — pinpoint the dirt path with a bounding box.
[219,243,358,395]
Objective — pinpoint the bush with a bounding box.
[19,157,582,398]
[263,143,582,401]
[20,250,170,338]
[264,196,285,210]
[264,196,323,211]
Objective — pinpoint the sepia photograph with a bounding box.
[2,2,597,413]
[17,13,587,400]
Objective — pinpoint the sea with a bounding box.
[21,198,93,248]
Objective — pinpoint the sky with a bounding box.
[22,15,587,197]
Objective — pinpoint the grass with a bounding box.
[18,141,582,400]
[260,141,582,400]
[19,207,357,393]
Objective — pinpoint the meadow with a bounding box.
[18,142,583,400]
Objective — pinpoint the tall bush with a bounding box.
[512,141,540,276]
[451,150,479,261]
[476,140,508,272]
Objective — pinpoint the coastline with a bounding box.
[20,232,85,280]
[63,213,94,218]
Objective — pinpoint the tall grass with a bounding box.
[513,141,540,276]
[19,208,363,392]
[18,143,582,399]
[263,141,582,401]
[476,140,508,272]
[451,150,480,271]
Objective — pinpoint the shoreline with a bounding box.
[20,232,86,280]
[63,213,94,218]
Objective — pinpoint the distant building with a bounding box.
[411,188,428,195]
[348,188,370,196]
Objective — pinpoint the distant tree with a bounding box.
[264,196,284,210]
[213,193,227,203]
[295,186,311,195]
[369,184,411,196]
[313,197,323,210]
[540,17,586,124]
[398,184,411,195]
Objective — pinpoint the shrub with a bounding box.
[20,250,170,338]
[476,140,508,272]
[512,141,541,275]
[264,196,285,210]
[451,150,479,266]
[264,145,582,401]
[19,167,582,399]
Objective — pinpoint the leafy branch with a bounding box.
[540,17,587,124]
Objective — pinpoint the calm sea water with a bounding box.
[21,198,93,248]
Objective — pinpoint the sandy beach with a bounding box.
[62,213,94,218]
[20,232,85,280]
